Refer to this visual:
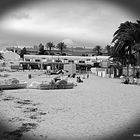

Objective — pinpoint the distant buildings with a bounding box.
[21,54,110,72]
[6,46,108,56]
[6,46,39,55]
[0,50,20,66]
[5,45,110,73]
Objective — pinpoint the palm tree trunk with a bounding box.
[127,64,129,76]
[139,51,140,73]
[49,48,51,55]
[128,46,132,77]
[133,65,135,76]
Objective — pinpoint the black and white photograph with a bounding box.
[0,0,140,140]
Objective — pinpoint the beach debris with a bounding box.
[16,100,32,105]
[2,123,38,140]
[29,115,39,120]
[39,112,47,115]
[2,129,23,140]
[8,117,25,122]
[23,107,38,113]
[2,96,15,101]
[33,103,41,106]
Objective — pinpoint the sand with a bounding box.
[0,71,140,140]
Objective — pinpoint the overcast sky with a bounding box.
[0,0,139,48]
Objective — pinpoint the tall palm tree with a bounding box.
[111,20,140,76]
[46,42,55,55]
[133,43,140,66]
[56,42,67,55]
[38,43,45,55]
[20,47,27,59]
[93,45,102,56]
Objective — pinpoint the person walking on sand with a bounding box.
[87,73,89,79]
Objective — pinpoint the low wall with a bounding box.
[91,67,114,78]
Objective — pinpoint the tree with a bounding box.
[93,45,102,55]
[38,43,45,55]
[56,42,67,55]
[46,42,55,55]
[0,53,3,59]
[20,47,27,59]
[133,43,140,66]
[105,45,111,55]
[111,20,140,76]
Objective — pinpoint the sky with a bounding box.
[0,0,139,49]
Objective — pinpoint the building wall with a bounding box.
[23,55,110,65]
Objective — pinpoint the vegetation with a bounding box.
[38,43,45,55]
[56,42,67,55]
[105,45,111,56]
[0,53,3,59]
[111,20,140,76]
[20,47,27,59]
[93,45,102,55]
[46,42,55,55]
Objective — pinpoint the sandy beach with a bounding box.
[0,71,140,140]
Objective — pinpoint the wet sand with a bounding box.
[0,71,140,140]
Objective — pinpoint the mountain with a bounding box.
[61,38,95,49]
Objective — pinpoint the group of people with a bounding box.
[120,71,140,84]
[76,76,83,83]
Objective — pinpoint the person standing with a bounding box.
[136,71,140,78]
[87,72,89,78]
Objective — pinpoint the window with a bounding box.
[35,59,40,62]
[86,59,90,61]
[55,60,62,63]
[68,60,74,63]
[79,60,85,63]
[25,59,30,62]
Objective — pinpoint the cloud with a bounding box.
[10,12,31,20]
[0,0,139,47]
[105,0,140,17]
[0,0,28,17]
[0,0,140,18]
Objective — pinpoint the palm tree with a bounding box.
[0,53,3,59]
[133,43,140,66]
[111,20,140,76]
[56,42,67,55]
[20,47,27,59]
[93,45,102,56]
[38,43,45,55]
[46,42,55,55]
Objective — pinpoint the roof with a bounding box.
[0,50,20,61]
[24,55,110,61]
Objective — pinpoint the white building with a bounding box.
[0,50,20,66]
[23,55,110,65]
